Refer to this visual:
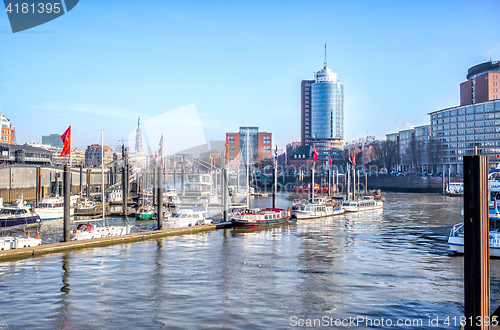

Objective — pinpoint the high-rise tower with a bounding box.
[300,45,344,162]
[135,115,143,153]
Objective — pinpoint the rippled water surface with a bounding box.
[1,193,499,329]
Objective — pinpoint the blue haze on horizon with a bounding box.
[0,1,499,152]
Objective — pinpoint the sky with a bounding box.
[1,0,499,153]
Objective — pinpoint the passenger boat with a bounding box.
[165,206,213,228]
[0,196,41,228]
[231,208,291,228]
[292,197,344,219]
[34,197,74,220]
[71,130,132,241]
[447,222,500,257]
[0,231,41,250]
[342,196,384,212]
[448,167,500,255]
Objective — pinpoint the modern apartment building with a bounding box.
[226,127,272,170]
[85,144,114,168]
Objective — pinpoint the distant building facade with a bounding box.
[460,60,500,106]
[41,134,63,148]
[135,116,143,153]
[385,125,430,173]
[0,113,14,145]
[429,100,500,174]
[226,127,272,170]
[85,144,114,168]
[0,144,52,165]
[300,46,344,164]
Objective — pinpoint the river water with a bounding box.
[0,193,498,329]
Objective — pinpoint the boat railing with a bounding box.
[450,222,464,237]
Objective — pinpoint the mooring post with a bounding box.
[311,168,315,201]
[442,170,446,195]
[122,167,127,217]
[448,167,451,190]
[223,168,228,222]
[157,166,163,230]
[86,169,91,199]
[365,172,368,196]
[63,164,70,242]
[273,163,277,208]
[152,166,156,206]
[328,169,331,197]
[173,169,176,193]
[181,165,185,197]
[36,167,41,207]
[79,166,83,197]
[463,155,489,330]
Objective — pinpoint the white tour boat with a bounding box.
[342,196,384,212]
[293,197,345,219]
[0,195,41,229]
[34,197,74,220]
[165,206,213,228]
[447,222,500,257]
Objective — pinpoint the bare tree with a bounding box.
[406,135,422,174]
[380,140,398,172]
[427,139,443,174]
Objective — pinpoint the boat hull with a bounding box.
[135,212,154,220]
[294,207,345,219]
[0,215,41,228]
[70,224,131,240]
[35,208,74,220]
[0,236,41,250]
[231,216,290,228]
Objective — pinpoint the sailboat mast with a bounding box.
[101,129,105,225]
[246,128,250,207]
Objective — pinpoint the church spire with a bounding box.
[135,115,143,153]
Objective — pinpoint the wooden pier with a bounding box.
[0,224,216,262]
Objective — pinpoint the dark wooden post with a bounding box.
[463,155,489,330]
[157,166,163,230]
[63,165,70,242]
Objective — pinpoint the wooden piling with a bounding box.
[463,155,489,330]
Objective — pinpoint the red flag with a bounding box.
[212,156,215,166]
[154,151,157,166]
[197,158,199,167]
[60,126,71,157]
[328,154,332,167]
[225,141,229,161]
[352,153,356,167]
[313,146,318,165]
[496,152,500,158]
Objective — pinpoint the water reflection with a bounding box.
[55,252,74,330]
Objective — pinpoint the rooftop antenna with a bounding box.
[324,43,327,69]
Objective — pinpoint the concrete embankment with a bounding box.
[0,224,216,262]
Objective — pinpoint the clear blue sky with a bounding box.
[1,0,499,151]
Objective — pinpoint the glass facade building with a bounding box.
[311,81,343,140]
[42,134,63,148]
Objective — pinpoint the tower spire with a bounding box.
[324,43,327,69]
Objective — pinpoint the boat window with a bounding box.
[192,214,200,218]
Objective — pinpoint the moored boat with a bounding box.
[0,196,41,229]
[231,208,291,228]
[70,222,131,240]
[292,197,344,219]
[447,222,500,257]
[165,206,213,228]
[35,197,74,220]
[0,231,41,250]
[135,206,155,220]
[342,196,383,212]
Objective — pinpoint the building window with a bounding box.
[228,136,234,143]
[263,136,271,144]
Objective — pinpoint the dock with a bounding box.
[0,224,216,262]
